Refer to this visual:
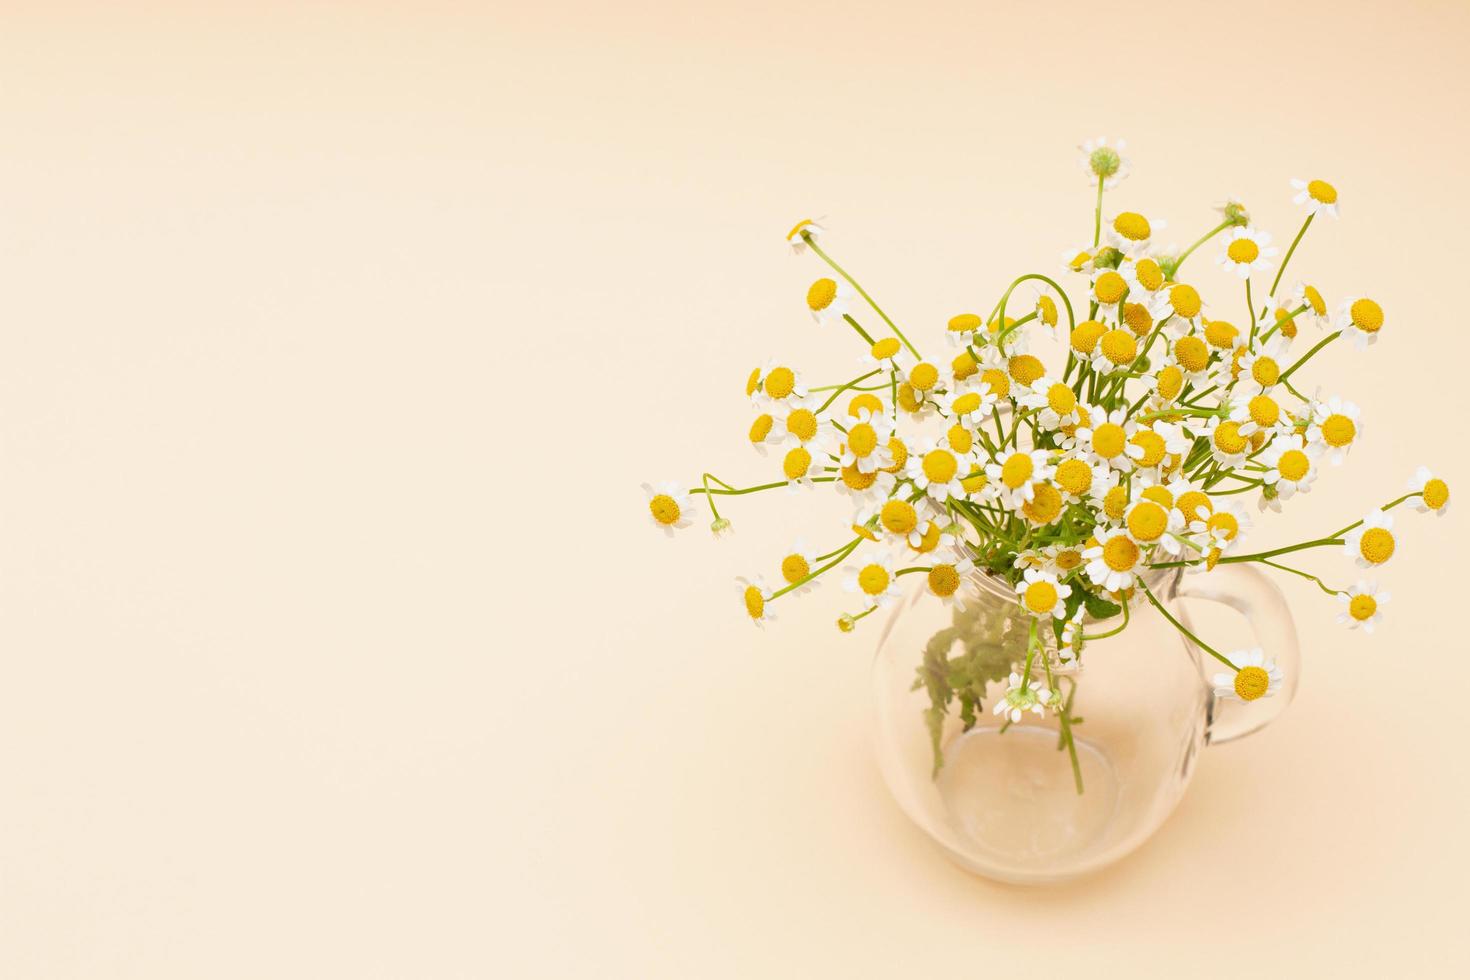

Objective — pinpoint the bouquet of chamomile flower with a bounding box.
[645,138,1449,764]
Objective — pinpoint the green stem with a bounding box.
[814,369,882,413]
[1269,213,1313,298]
[1139,578,1238,670]
[1278,330,1340,384]
[842,313,875,345]
[1172,219,1231,276]
[1257,558,1343,597]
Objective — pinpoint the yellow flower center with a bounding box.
[1092,422,1126,459]
[870,337,901,359]
[948,424,973,454]
[749,414,774,443]
[952,351,979,381]
[928,564,961,596]
[1226,239,1260,264]
[765,367,796,399]
[1359,528,1394,564]
[1055,548,1083,570]
[1169,284,1202,318]
[952,392,982,416]
[1067,249,1094,271]
[1047,383,1077,415]
[1307,179,1338,204]
[1100,329,1137,365]
[1206,512,1239,541]
[1038,295,1058,326]
[1249,395,1280,428]
[1071,320,1106,354]
[649,494,681,525]
[1024,484,1064,524]
[849,392,883,417]
[1024,581,1059,613]
[1113,211,1151,241]
[1141,485,1174,509]
[1000,453,1034,489]
[743,585,765,619]
[1055,458,1093,496]
[1135,259,1164,292]
[807,278,838,311]
[783,447,812,480]
[1177,491,1212,522]
[1103,486,1128,521]
[1350,298,1383,333]
[923,449,959,485]
[786,218,816,241]
[880,499,918,535]
[910,362,940,391]
[1234,666,1269,701]
[1277,449,1310,482]
[1130,430,1166,467]
[1321,414,1356,447]
[961,473,988,493]
[1304,285,1326,316]
[781,554,810,583]
[1009,355,1044,386]
[897,383,923,412]
[1123,302,1153,337]
[1272,307,1298,339]
[1175,336,1209,372]
[745,367,761,396]
[1252,356,1280,387]
[1213,421,1247,454]
[1157,365,1184,400]
[858,564,891,596]
[1423,478,1449,510]
[1127,501,1168,541]
[1094,271,1128,305]
[1204,319,1239,349]
[786,408,818,442]
[981,368,1010,398]
[949,313,982,333]
[840,465,876,490]
[848,423,878,457]
[1103,535,1140,571]
[911,522,942,553]
[1349,594,1377,621]
[883,437,909,473]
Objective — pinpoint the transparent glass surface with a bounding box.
[871,563,1299,884]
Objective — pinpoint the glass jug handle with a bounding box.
[1174,562,1301,744]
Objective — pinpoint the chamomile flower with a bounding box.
[835,408,895,474]
[1258,434,1320,507]
[927,556,975,607]
[1152,419,1196,462]
[1059,607,1086,660]
[1062,243,1101,275]
[1218,226,1278,279]
[643,482,693,536]
[771,396,835,456]
[959,469,1000,506]
[833,463,897,507]
[747,411,779,454]
[1019,377,1081,430]
[1159,282,1204,324]
[1015,568,1072,619]
[1284,282,1329,331]
[1083,527,1144,592]
[1033,289,1062,331]
[1170,334,1212,380]
[984,449,1053,508]
[1228,391,1286,439]
[993,672,1052,724]
[785,217,825,253]
[1144,359,1187,407]
[945,312,984,350]
[937,384,998,430]
[842,550,903,609]
[1090,268,1131,321]
[906,518,959,557]
[1079,137,1131,189]
[1290,178,1340,218]
[750,360,808,407]
[872,497,924,544]
[1197,500,1252,558]
[1124,424,1172,474]
[736,575,776,627]
[1199,415,1251,467]
[776,539,821,595]
[1336,580,1389,633]
[778,444,819,492]
[1108,211,1162,256]
[1020,482,1067,527]
[908,438,972,504]
[1120,256,1169,311]
[863,336,906,372]
[1408,466,1450,516]
[1123,492,1181,546]
[1052,453,1099,504]
[805,276,854,326]
[1235,337,1290,396]
[1342,510,1397,568]
[1306,396,1361,465]
[1040,542,1088,579]
[1337,297,1384,350]
[1211,648,1283,702]
[1077,408,1136,472]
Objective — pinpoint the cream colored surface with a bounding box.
[1,1,1467,977]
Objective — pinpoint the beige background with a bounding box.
[2,1,1468,976]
